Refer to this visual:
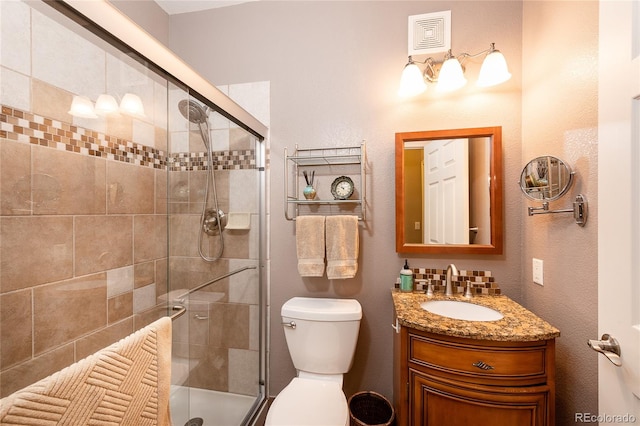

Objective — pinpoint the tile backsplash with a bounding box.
[394,267,501,295]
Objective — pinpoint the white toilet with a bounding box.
[265,297,362,426]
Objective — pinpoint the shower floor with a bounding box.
[170,385,256,426]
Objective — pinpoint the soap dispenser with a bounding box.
[400,260,414,292]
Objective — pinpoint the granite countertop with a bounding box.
[392,290,560,342]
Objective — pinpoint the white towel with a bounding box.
[326,215,359,279]
[296,215,326,277]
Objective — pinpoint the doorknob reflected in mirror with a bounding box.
[588,334,622,367]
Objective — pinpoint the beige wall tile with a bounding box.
[33,273,107,355]
[108,291,133,324]
[189,170,230,214]
[106,161,154,214]
[134,214,167,263]
[133,283,155,313]
[168,257,228,296]
[31,79,73,124]
[75,215,133,276]
[168,214,201,258]
[106,113,133,142]
[155,258,167,299]
[188,346,228,392]
[1,216,73,292]
[1,140,31,215]
[209,229,249,259]
[208,302,249,350]
[155,169,167,214]
[106,265,134,298]
[134,261,155,289]
[32,146,106,215]
[75,318,133,360]
[155,125,168,153]
[229,127,253,151]
[228,348,259,396]
[0,289,32,370]
[0,343,74,398]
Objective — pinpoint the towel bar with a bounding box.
[170,305,187,320]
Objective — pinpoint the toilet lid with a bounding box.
[265,378,348,426]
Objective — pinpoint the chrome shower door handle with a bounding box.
[588,333,622,367]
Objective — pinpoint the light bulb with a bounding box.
[68,95,98,119]
[477,50,512,87]
[398,59,427,97]
[119,93,146,118]
[436,57,467,92]
[94,94,119,115]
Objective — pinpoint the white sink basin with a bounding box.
[420,300,503,322]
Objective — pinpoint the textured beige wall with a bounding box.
[522,1,599,422]
[169,0,524,401]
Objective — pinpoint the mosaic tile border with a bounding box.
[0,105,256,171]
[170,150,256,171]
[394,268,501,295]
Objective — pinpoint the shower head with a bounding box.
[178,99,209,124]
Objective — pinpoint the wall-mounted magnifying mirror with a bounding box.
[519,156,588,226]
[395,127,503,255]
[519,156,574,201]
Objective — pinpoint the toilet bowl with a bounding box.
[265,297,362,426]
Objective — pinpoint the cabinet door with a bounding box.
[411,371,549,426]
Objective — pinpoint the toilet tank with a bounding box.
[281,297,362,375]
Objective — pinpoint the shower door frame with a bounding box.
[43,0,270,423]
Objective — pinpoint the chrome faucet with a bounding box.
[445,264,458,296]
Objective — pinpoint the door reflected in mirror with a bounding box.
[396,127,503,254]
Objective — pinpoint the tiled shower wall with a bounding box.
[0,0,269,399]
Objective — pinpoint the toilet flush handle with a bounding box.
[282,321,296,329]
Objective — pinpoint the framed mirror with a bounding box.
[395,127,503,254]
[519,156,573,201]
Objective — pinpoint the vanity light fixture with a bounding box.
[94,94,120,115]
[68,93,146,118]
[398,43,511,96]
[119,93,146,118]
[68,95,98,118]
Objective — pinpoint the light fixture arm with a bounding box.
[398,42,510,94]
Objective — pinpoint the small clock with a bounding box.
[331,176,354,200]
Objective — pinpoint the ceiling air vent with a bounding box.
[408,11,451,56]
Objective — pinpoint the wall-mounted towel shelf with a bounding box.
[285,142,366,221]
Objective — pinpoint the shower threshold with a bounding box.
[170,385,256,426]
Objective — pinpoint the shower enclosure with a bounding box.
[0,1,268,425]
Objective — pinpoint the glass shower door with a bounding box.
[167,89,265,426]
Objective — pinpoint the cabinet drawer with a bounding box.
[409,333,548,384]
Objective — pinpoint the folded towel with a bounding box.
[326,215,359,279]
[296,215,326,277]
[0,316,173,426]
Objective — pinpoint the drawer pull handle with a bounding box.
[472,361,494,370]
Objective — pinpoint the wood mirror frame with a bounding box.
[395,127,503,254]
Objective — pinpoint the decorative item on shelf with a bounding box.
[331,176,354,200]
[302,170,316,200]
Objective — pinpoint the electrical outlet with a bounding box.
[532,258,544,285]
[414,222,421,230]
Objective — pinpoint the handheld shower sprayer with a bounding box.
[178,99,226,261]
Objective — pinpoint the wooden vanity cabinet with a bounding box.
[394,326,555,426]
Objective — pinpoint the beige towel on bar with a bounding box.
[0,317,172,426]
[326,215,359,279]
[296,215,326,277]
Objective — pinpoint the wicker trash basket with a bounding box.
[348,391,395,426]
